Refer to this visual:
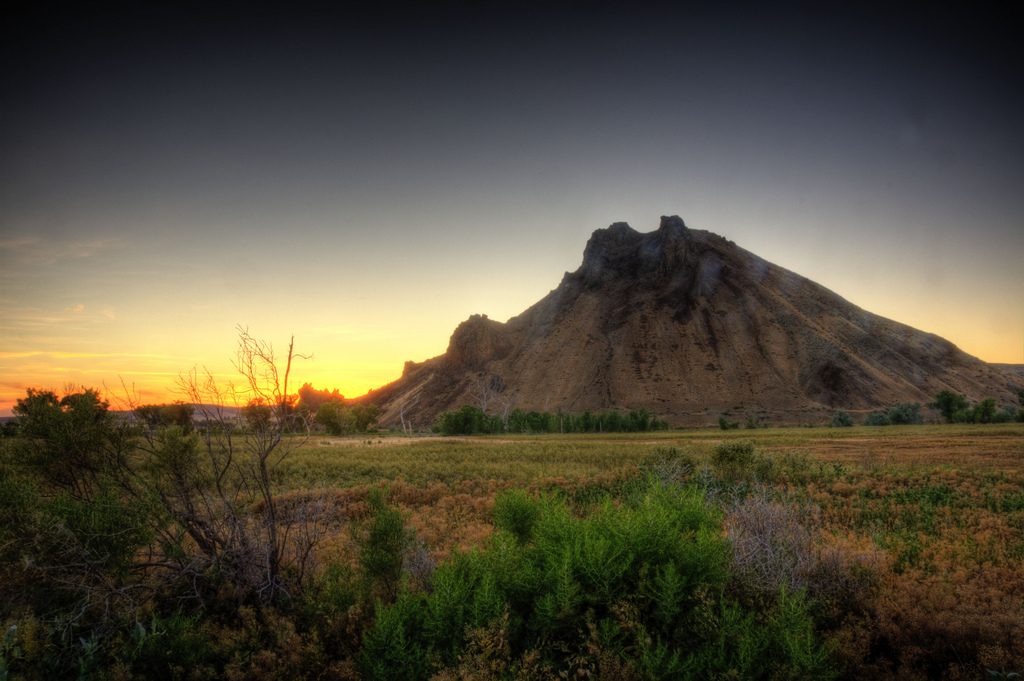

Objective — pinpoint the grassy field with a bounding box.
[280,423,1024,488]
[4,421,1022,678]
[276,423,1024,677]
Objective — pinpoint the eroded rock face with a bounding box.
[444,315,512,371]
[365,216,1021,427]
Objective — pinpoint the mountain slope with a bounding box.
[365,216,1019,426]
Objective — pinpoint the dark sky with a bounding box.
[1,1,1022,409]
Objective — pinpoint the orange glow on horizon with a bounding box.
[0,311,1020,418]
[0,341,439,416]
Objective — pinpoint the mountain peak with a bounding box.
[365,216,1019,427]
[580,217,695,286]
[658,214,688,236]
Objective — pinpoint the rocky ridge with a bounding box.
[364,216,1020,427]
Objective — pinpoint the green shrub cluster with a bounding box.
[829,410,853,427]
[434,405,669,435]
[360,483,835,680]
[316,401,381,435]
[709,441,775,484]
[936,394,1019,424]
[718,415,740,430]
[864,403,923,426]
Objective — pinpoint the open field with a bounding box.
[280,424,1024,568]
[277,424,1024,677]
[280,423,1024,489]
[4,422,1022,678]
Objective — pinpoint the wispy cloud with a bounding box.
[0,235,122,269]
[0,351,175,360]
[0,303,119,339]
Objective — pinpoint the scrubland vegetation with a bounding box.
[0,330,1021,680]
[2,399,1022,679]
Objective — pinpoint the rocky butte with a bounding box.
[364,216,1020,427]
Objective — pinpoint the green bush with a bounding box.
[931,391,968,423]
[434,406,502,435]
[864,403,923,426]
[718,416,740,430]
[974,398,998,424]
[864,411,890,426]
[360,482,835,680]
[359,489,413,599]
[492,489,541,544]
[710,441,773,483]
[829,411,853,428]
[886,403,922,425]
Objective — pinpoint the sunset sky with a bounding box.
[1,2,1022,415]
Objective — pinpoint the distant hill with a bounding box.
[365,216,1022,427]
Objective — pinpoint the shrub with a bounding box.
[361,482,836,680]
[931,391,968,423]
[358,489,413,599]
[974,398,998,424]
[863,403,923,426]
[864,411,890,427]
[718,416,740,430]
[886,403,922,425]
[992,405,1018,423]
[435,406,502,436]
[726,492,877,627]
[642,447,696,486]
[492,489,540,544]
[316,401,354,435]
[829,410,853,427]
[710,441,772,483]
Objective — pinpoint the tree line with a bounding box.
[434,405,670,435]
[828,389,1024,427]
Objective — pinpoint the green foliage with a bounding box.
[315,400,380,435]
[993,405,1019,423]
[642,447,697,486]
[351,403,381,432]
[945,396,1017,424]
[886,403,923,425]
[120,612,212,678]
[931,391,968,423]
[829,410,853,428]
[864,403,923,426]
[492,489,541,544]
[863,411,890,426]
[134,402,195,433]
[316,401,354,435]
[718,416,740,430]
[13,388,117,493]
[710,441,773,483]
[359,489,413,599]
[435,406,503,435]
[436,406,669,435]
[975,398,998,424]
[241,399,273,431]
[361,482,835,680]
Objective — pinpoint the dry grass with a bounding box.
[274,423,1024,677]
